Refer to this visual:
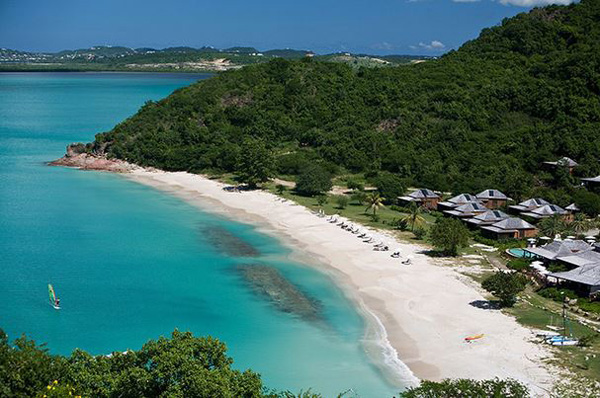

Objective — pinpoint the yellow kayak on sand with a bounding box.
[464,334,484,341]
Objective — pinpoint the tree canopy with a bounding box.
[85,0,600,213]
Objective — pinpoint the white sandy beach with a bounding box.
[124,169,555,394]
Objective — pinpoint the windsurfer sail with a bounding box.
[48,284,60,310]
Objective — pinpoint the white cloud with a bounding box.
[371,42,394,51]
[499,0,575,6]
[415,40,446,51]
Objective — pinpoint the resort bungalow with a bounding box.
[398,189,441,210]
[465,210,510,228]
[549,263,600,297]
[476,189,509,209]
[520,204,571,222]
[443,202,489,219]
[509,198,550,213]
[481,217,537,240]
[525,240,595,263]
[543,157,579,174]
[581,175,600,189]
[437,193,479,212]
[565,203,580,213]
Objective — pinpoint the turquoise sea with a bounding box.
[0,73,400,396]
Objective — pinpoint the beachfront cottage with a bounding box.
[525,240,595,263]
[509,198,550,213]
[443,202,489,218]
[465,210,510,227]
[437,193,479,211]
[549,263,600,297]
[543,157,579,174]
[520,204,571,221]
[481,217,537,239]
[476,189,509,209]
[398,189,440,210]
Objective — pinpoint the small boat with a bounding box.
[547,336,578,346]
[464,333,484,342]
[534,330,560,337]
[48,284,60,310]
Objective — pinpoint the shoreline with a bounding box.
[51,154,555,394]
[120,169,555,394]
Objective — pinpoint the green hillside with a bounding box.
[90,0,600,210]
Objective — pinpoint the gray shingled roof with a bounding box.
[408,189,440,199]
[474,210,509,221]
[476,189,508,200]
[544,157,579,168]
[448,193,478,204]
[465,210,510,226]
[525,240,593,260]
[491,217,536,230]
[521,204,568,219]
[550,262,600,287]
[509,198,550,212]
[581,175,600,183]
[565,203,580,211]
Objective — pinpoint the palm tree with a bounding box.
[538,214,566,237]
[569,213,591,235]
[401,202,426,231]
[365,193,385,216]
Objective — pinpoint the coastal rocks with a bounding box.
[238,264,323,322]
[50,143,137,173]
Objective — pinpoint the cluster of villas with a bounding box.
[398,188,580,240]
[523,239,600,298]
[398,187,598,298]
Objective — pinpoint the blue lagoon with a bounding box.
[0,72,400,396]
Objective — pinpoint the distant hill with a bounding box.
[82,0,600,214]
[0,45,429,72]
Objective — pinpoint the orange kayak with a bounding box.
[464,334,484,341]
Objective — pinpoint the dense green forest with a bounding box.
[88,0,600,211]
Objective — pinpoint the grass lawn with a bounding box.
[507,288,600,382]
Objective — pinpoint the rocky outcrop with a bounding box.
[49,143,137,173]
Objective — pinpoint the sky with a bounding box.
[0,0,577,55]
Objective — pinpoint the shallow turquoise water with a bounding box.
[0,73,399,396]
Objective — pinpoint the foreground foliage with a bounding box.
[400,378,529,398]
[0,329,262,398]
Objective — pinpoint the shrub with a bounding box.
[373,173,405,204]
[413,228,427,240]
[400,378,529,398]
[296,164,332,196]
[346,178,364,191]
[506,258,531,271]
[335,195,349,209]
[430,218,470,256]
[482,272,528,307]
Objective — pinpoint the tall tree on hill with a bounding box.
[236,138,275,189]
